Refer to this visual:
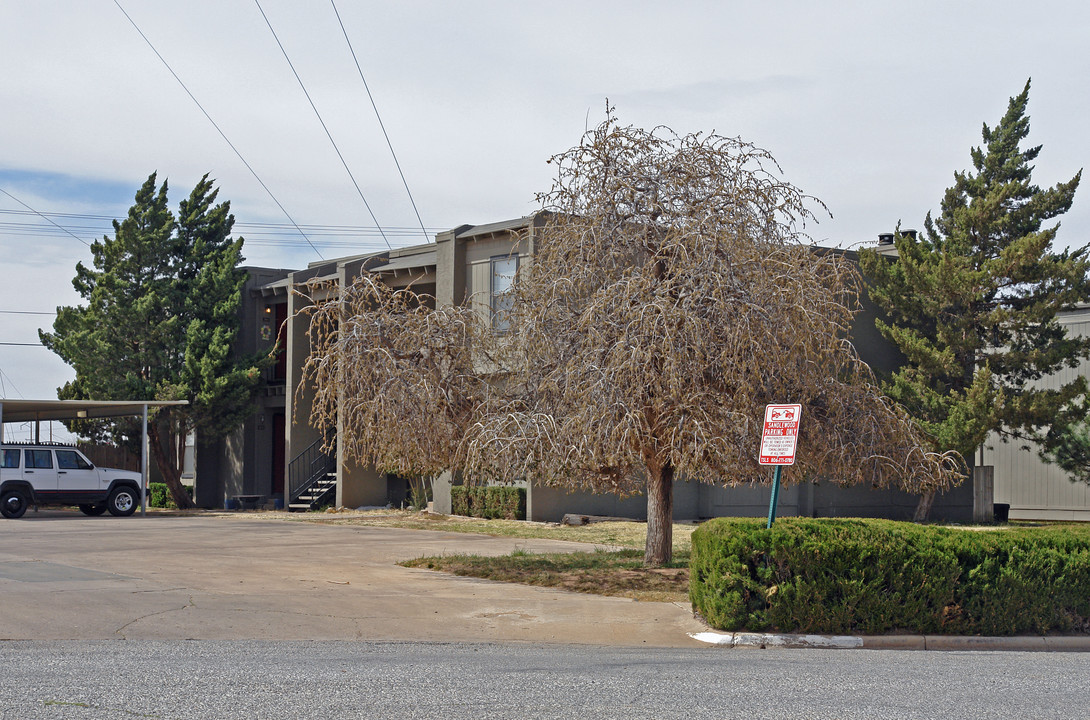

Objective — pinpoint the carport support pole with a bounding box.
[141,403,148,516]
[0,402,4,443]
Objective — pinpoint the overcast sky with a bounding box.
[2,1,1089,438]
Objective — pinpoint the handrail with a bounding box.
[287,437,335,503]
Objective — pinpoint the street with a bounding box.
[0,511,1084,718]
[1,640,1084,719]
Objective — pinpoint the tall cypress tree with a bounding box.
[860,80,1090,518]
[41,173,269,508]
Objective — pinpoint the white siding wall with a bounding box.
[985,310,1090,521]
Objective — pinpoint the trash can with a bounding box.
[224,497,239,511]
[993,502,1010,523]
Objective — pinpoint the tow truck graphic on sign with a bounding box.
[769,407,796,421]
[759,404,802,465]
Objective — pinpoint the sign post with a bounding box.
[759,404,802,528]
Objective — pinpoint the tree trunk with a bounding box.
[644,460,674,567]
[148,423,196,509]
[912,490,935,523]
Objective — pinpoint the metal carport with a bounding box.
[0,399,188,515]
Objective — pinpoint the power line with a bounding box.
[112,0,326,260]
[0,187,91,247]
[0,366,24,399]
[330,0,429,244]
[0,311,54,316]
[0,342,45,347]
[0,209,442,237]
[254,0,392,251]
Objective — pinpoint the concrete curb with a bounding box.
[689,631,1090,652]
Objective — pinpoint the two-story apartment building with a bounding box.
[192,216,1015,523]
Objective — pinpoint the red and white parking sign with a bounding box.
[759,404,802,465]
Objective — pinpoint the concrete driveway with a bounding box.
[0,510,706,647]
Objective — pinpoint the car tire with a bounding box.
[1,490,29,519]
[106,487,138,517]
[79,504,108,517]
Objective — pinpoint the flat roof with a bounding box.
[0,399,188,423]
[369,248,438,274]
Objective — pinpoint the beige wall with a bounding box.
[986,308,1090,521]
[337,454,388,508]
[464,234,529,325]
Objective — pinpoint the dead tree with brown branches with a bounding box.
[459,112,964,565]
[298,276,492,483]
[302,112,964,567]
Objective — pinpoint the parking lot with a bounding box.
[0,510,705,646]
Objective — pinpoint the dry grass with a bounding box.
[400,548,691,603]
[252,507,697,553]
[243,508,697,601]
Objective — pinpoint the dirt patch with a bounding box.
[403,550,691,604]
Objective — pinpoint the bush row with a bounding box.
[451,486,526,520]
[147,482,194,509]
[689,517,1090,636]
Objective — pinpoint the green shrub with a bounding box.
[689,518,1090,636]
[147,482,194,509]
[451,486,526,520]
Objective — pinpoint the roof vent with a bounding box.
[877,229,918,246]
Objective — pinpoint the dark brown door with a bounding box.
[272,412,285,496]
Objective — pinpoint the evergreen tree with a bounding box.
[860,80,1090,517]
[41,173,268,508]
[1041,420,1090,484]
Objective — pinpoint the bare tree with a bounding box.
[460,112,964,565]
[298,276,491,481]
[302,112,964,567]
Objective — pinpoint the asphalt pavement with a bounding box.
[2,639,1088,719]
[0,509,706,646]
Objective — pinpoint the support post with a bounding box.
[766,465,783,528]
[0,402,4,444]
[972,465,994,524]
[141,403,148,516]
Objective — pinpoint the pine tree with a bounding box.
[41,173,268,508]
[860,80,1090,517]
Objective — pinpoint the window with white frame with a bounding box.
[490,255,518,332]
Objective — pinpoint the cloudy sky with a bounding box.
[2,0,1089,436]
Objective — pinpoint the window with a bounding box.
[490,255,518,332]
[2,449,19,469]
[26,450,53,469]
[56,450,93,470]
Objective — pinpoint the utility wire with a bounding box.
[254,0,392,250]
[0,209,441,236]
[0,365,22,398]
[330,0,429,243]
[0,187,91,247]
[113,0,325,260]
[0,311,54,316]
[0,342,45,347]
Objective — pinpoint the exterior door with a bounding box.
[55,448,101,493]
[23,449,57,492]
[272,412,285,496]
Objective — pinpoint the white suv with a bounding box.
[0,443,144,519]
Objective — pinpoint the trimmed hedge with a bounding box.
[451,486,526,520]
[147,482,194,509]
[689,518,1090,636]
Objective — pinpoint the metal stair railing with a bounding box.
[288,437,336,506]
